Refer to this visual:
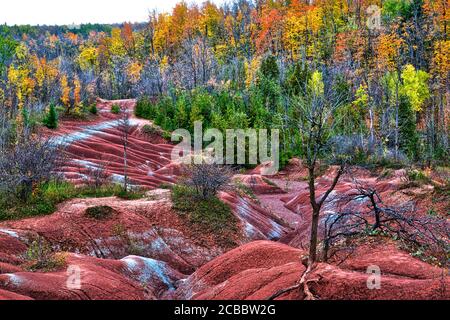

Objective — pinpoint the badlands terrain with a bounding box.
[0,99,448,300]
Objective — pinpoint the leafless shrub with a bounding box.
[0,134,65,201]
[183,163,234,199]
[82,161,110,188]
[322,182,449,266]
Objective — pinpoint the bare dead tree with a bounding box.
[118,103,132,192]
[183,163,234,199]
[323,182,449,266]
[269,180,449,300]
[0,107,14,151]
[292,75,347,267]
[267,71,349,300]
[81,159,110,188]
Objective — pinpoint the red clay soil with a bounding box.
[172,240,449,300]
[61,127,176,188]
[0,288,33,300]
[219,192,291,240]
[0,252,184,300]
[277,166,436,248]
[46,99,178,189]
[0,192,291,300]
[0,191,291,271]
[170,241,306,300]
[0,197,224,274]
[233,174,287,195]
[0,223,184,300]
[1,99,447,300]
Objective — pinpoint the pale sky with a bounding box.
[0,0,225,26]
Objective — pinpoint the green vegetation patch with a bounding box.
[0,181,144,221]
[171,185,239,248]
[24,237,67,272]
[85,205,116,220]
[111,104,120,114]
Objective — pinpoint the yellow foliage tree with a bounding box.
[7,65,35,110]
[245,56,261,88]
[432,40,450,82]
[127,61,143,84]
[109,28,126,57]
[377,32,403,71]
[73,76,81,113]
[78,47,98,71]
[60,75,71,111]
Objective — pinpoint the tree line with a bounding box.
[0,0,448,166]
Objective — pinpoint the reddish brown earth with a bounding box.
[0,99,448,300]
[271,165,433,248]
[172,241,449,300]
[0,193,290,300]
[0,246,182,300]
[51,99,177,188]
[0,192,290,271]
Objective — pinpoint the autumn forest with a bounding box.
[0,0,449,303]
[0,0,447,167]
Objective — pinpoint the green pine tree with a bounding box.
[43,103,58,129]
[398,96,419,160]
[260,55,279,80]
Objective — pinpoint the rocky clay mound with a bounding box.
[0,188,290,270]
[0,243,183,300]
[172,241,449,300]
[0,190,291,300]
[59,124,177,188]
[220,192,289,240]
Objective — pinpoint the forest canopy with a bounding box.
[0,0,448,167]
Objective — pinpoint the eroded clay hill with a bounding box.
[0,99,291,300]
[0,99,448,300]
[49,99,177,188]
[171,241,449,300]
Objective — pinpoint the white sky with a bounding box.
[0,0,224,26]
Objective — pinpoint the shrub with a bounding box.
[89,103,98,115]
[83,162,110,188]
[42,103,58,129]
[111,223,145,256]
[111,104,120,114]
[183,163,233,199]
[0,135,64,201]
[135,96,153,118]
[141,124,164,137]
[85,205,116,220]
[24,236,66,271]
[116,188,146,200]
[405,169,432,186]
[0,181,144,221]
[171,185,238,247]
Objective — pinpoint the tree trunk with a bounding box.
[124,141,128,192]
[394,82,399,161]
[20,177,33,202]
[308,206,320,264]
[307,166,319,265]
